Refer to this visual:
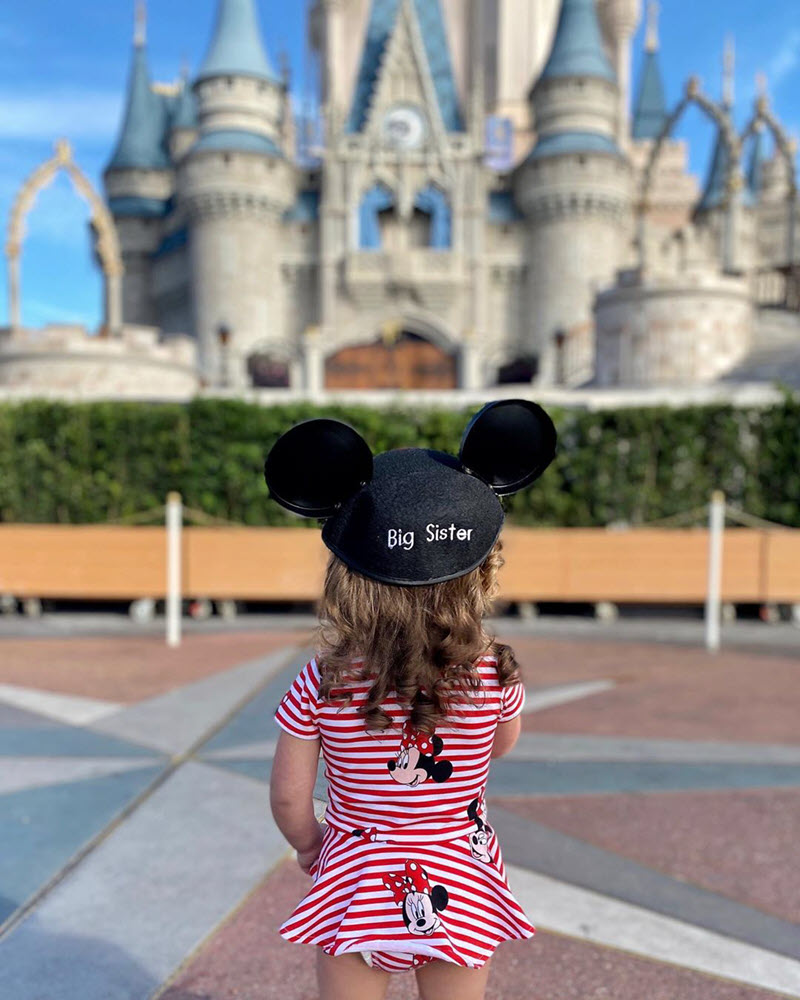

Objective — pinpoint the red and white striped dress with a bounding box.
[274,655,535,973]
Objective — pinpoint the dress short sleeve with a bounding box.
[275,660,321,740]
[498,680,526,723]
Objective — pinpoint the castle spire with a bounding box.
[723,34,735,108]
[197,0,279,83]
[632,2,668,140]
[645,0,659,53]
[540,0,616,84]
[106,7,169,172]
[134,0,146,47]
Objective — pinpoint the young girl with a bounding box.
[265,399,557,1000]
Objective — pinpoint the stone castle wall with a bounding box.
[594,271,754,386]
[0,325,199,398]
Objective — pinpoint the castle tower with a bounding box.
[178,0,296,386]
[103,2,173,327]
[514,0,632,385]
[597,0,642,147]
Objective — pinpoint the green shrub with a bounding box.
[0,393,796,528]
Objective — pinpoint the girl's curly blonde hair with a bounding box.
[315,536,520,733]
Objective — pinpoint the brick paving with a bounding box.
[493,788,800,925]
[0,627,798,1000]
[510,636,800,744]
[160,860,789,1000]
[0,630,310,702]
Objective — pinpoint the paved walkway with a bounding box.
[0,629,798,999]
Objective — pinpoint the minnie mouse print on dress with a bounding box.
[387,721,453,786]
[383,860,449,936]
[467,796,493,864]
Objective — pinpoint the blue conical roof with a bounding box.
[171,80,198,130]
[539,0,616,83]
[746,127,766,200]
[632,50,668,140]
[197,0,279,83]
[107,41,171,171]
[698,125,754,212]
[697,130,728,211]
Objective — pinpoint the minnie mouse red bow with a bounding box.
[383,860,431,903]
[399,722,434,756]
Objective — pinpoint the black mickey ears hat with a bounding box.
[264,399,557,586]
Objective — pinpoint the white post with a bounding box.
[705,490,725,652]
[166,491,182,648]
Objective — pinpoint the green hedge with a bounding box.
[0,393,797,527]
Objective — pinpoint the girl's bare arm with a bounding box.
[270,730,324,870]
[490,716,521,759]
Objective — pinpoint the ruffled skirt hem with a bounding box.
[278,826,536,972]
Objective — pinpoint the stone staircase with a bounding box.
[718,308,800,388]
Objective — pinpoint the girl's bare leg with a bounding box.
[415,958,492,1000]
[316,950,391,1000]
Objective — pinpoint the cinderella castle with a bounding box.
[2,0,800,399]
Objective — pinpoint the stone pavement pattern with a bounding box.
[0,628,798,999]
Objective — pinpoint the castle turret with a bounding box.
[631,1,668,140]
[514,0,632,385]
[597,0,642,148]
[103,1,173,327]
[179,0,295,386]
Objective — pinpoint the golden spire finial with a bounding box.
[134,0,146,47]
[723,35,735,108]
[645,1,660,54]
[755,72,769,114]
[55,138,72,165]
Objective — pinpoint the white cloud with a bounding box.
[0,90,123,142]
[765,29,800,90]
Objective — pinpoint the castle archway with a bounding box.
[639,79,742,272]
[324,320,457,389]
[5,139,123,334]
[741,95,798,263]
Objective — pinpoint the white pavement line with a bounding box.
[0,683,121,726]
[0,761,290,1000]
[506,733,800,764]
[0,757,165,796]
[89,646,301,755]
[507,864,800,996]
[524,680,616,713]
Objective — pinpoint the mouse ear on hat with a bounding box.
[459,399,557,496]
[265,418,373,518]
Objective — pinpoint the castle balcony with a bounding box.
[343,250,464,309]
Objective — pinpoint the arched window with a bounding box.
[358,183,396,249]
[247,352,290,388]
[413,185,452,249]
[497,356,539,385]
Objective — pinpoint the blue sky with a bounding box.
[1,0,799,331]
